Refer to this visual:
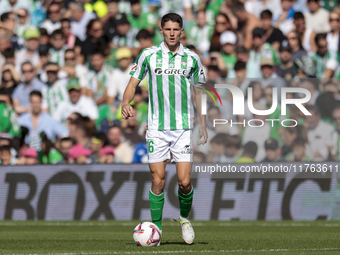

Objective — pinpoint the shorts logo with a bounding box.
[181,145,193,154]
[131,63,138,71]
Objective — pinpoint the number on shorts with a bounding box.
[147,140,154,153]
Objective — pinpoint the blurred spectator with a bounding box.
[15,27,40,69]
[0,145,13,165]
[209,133,229,163]
[186,10,212,55]
[18,147,39,165]
[0,0,31,16]
[3,48,15,65]
[246,0,282,20]
[128,0,156,34]
[219,31,237,74]
[41,1,62,34]
[159,0,193,21]
[14,8,30,45]
[287,30,307,61]
[232,2,260,49]
[0,100,21,136]
[49,29,67,66]
[324,81,340,101]
[225,134,243,162]
[300,78,320,104]
[99,145,115,163]
[209,13,233,52]
[53,78,98,126]
[18,90,68,151]
[261,138,285,162]
[291,137,312,162]
[260,9,285,51]
[281,124,303,158]
[311,33,339,78]
[193,151,206,163]
[89,131,108,163]
[12,61,47,114]
[248,27,279,78]
[136,29,154,51]
[0,63,20,103]
[273,0,296,35]
[235,141,257,163]
[304,0,330,33]
[62,49,88,88]
[61,18,82,55]
[74,116,93,149]
[68,144,92,164]
[327,11,340,52]
[276,41,295,79]
[111,13,138,48]
[107,125,133,163]
[305,105,335,161]
[132,86,148,126]
[331,106,340,160]
[39,132,62,164]
[107,47,133,108]
[58,136,74,164]
[43,62,69,116]
[38,28,50,48]
[31,0,49,27]
[292,12,316,53]
[81,18,110,60]
[315,91,338,122]
[70,1,96,41]
[103,0,119,40]
[85,51,112,106]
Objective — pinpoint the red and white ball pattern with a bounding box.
[133,222,161,246]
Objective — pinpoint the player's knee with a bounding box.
[178,180,191,193]
[152,179,165,194]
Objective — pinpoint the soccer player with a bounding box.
[121,13,207,245]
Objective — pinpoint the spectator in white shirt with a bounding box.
[327,11,340,52]
[305,105,335,161]
[40,2,62,34]
[62,49,88,88]
[69,2,96,41]
[53,78,98,127]
[107,47,133,108]
[15,27,40,71]
[304,0,330,33]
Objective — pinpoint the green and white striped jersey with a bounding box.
[310,50,340,78]
[44,79,69,117]
[86,65,114,101]
[130,42,206,131]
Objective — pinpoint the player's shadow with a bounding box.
[162,241,208,245]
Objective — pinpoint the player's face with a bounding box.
[160,21,183,48]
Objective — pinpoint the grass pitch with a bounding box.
[1,221,340,255]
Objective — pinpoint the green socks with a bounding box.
[149,190,164,230]
[178,187,194,218]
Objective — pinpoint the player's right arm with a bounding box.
[121,77,140,119]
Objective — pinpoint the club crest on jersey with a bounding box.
[181,60,187,67]
[181,145,193,154]
[154,68,188,75]
[131,63,138,71]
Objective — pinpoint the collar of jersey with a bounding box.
[160,42,184,56]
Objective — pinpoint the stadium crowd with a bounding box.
[1,0,340,165]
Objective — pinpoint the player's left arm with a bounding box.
[191,55,208,145]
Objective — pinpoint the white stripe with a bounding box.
[162,53,170,130]
[150,52,159,130]
[174,55,183,130]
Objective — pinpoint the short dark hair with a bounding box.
[243,141,258,157]
[93,131,109,146]
[61,18,70,24]
[293,11,304,20]
[30,90,43,99]
[260,9,273,19]
[3,47,15,58]
[39,28,49,36]
[210,133,228,146]
[51,29,64,38]
[91,49,105,57]
[225,135,242,149]
[305,104,320,115]
[207,65,219,72]
[45,61,59,68]
[315,33,327,45]
[161,13,183,28]
[232,1,245,13]
[0,12,12,22]
[65,48,75,55]
[0,145,11,153]
[136,29,152,40]
[130,0,140,5]
[234,61,246,71]
[291,137,306,148]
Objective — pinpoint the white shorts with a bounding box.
[146,129,193,163]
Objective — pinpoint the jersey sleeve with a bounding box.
[190,55,206,86]
[130,51,149,80]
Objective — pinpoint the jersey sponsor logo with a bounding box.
[131,63,138,71]
[154,68,189,75]
[181,145,193,154]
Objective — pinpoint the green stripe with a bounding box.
[181,53,189,129]
[190,56,199,85]
[168,52,176,130]
[138,57,148,80]
[146,54,154,124]
[156,50,164,130]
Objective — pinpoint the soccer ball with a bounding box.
[133,222,161,246]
